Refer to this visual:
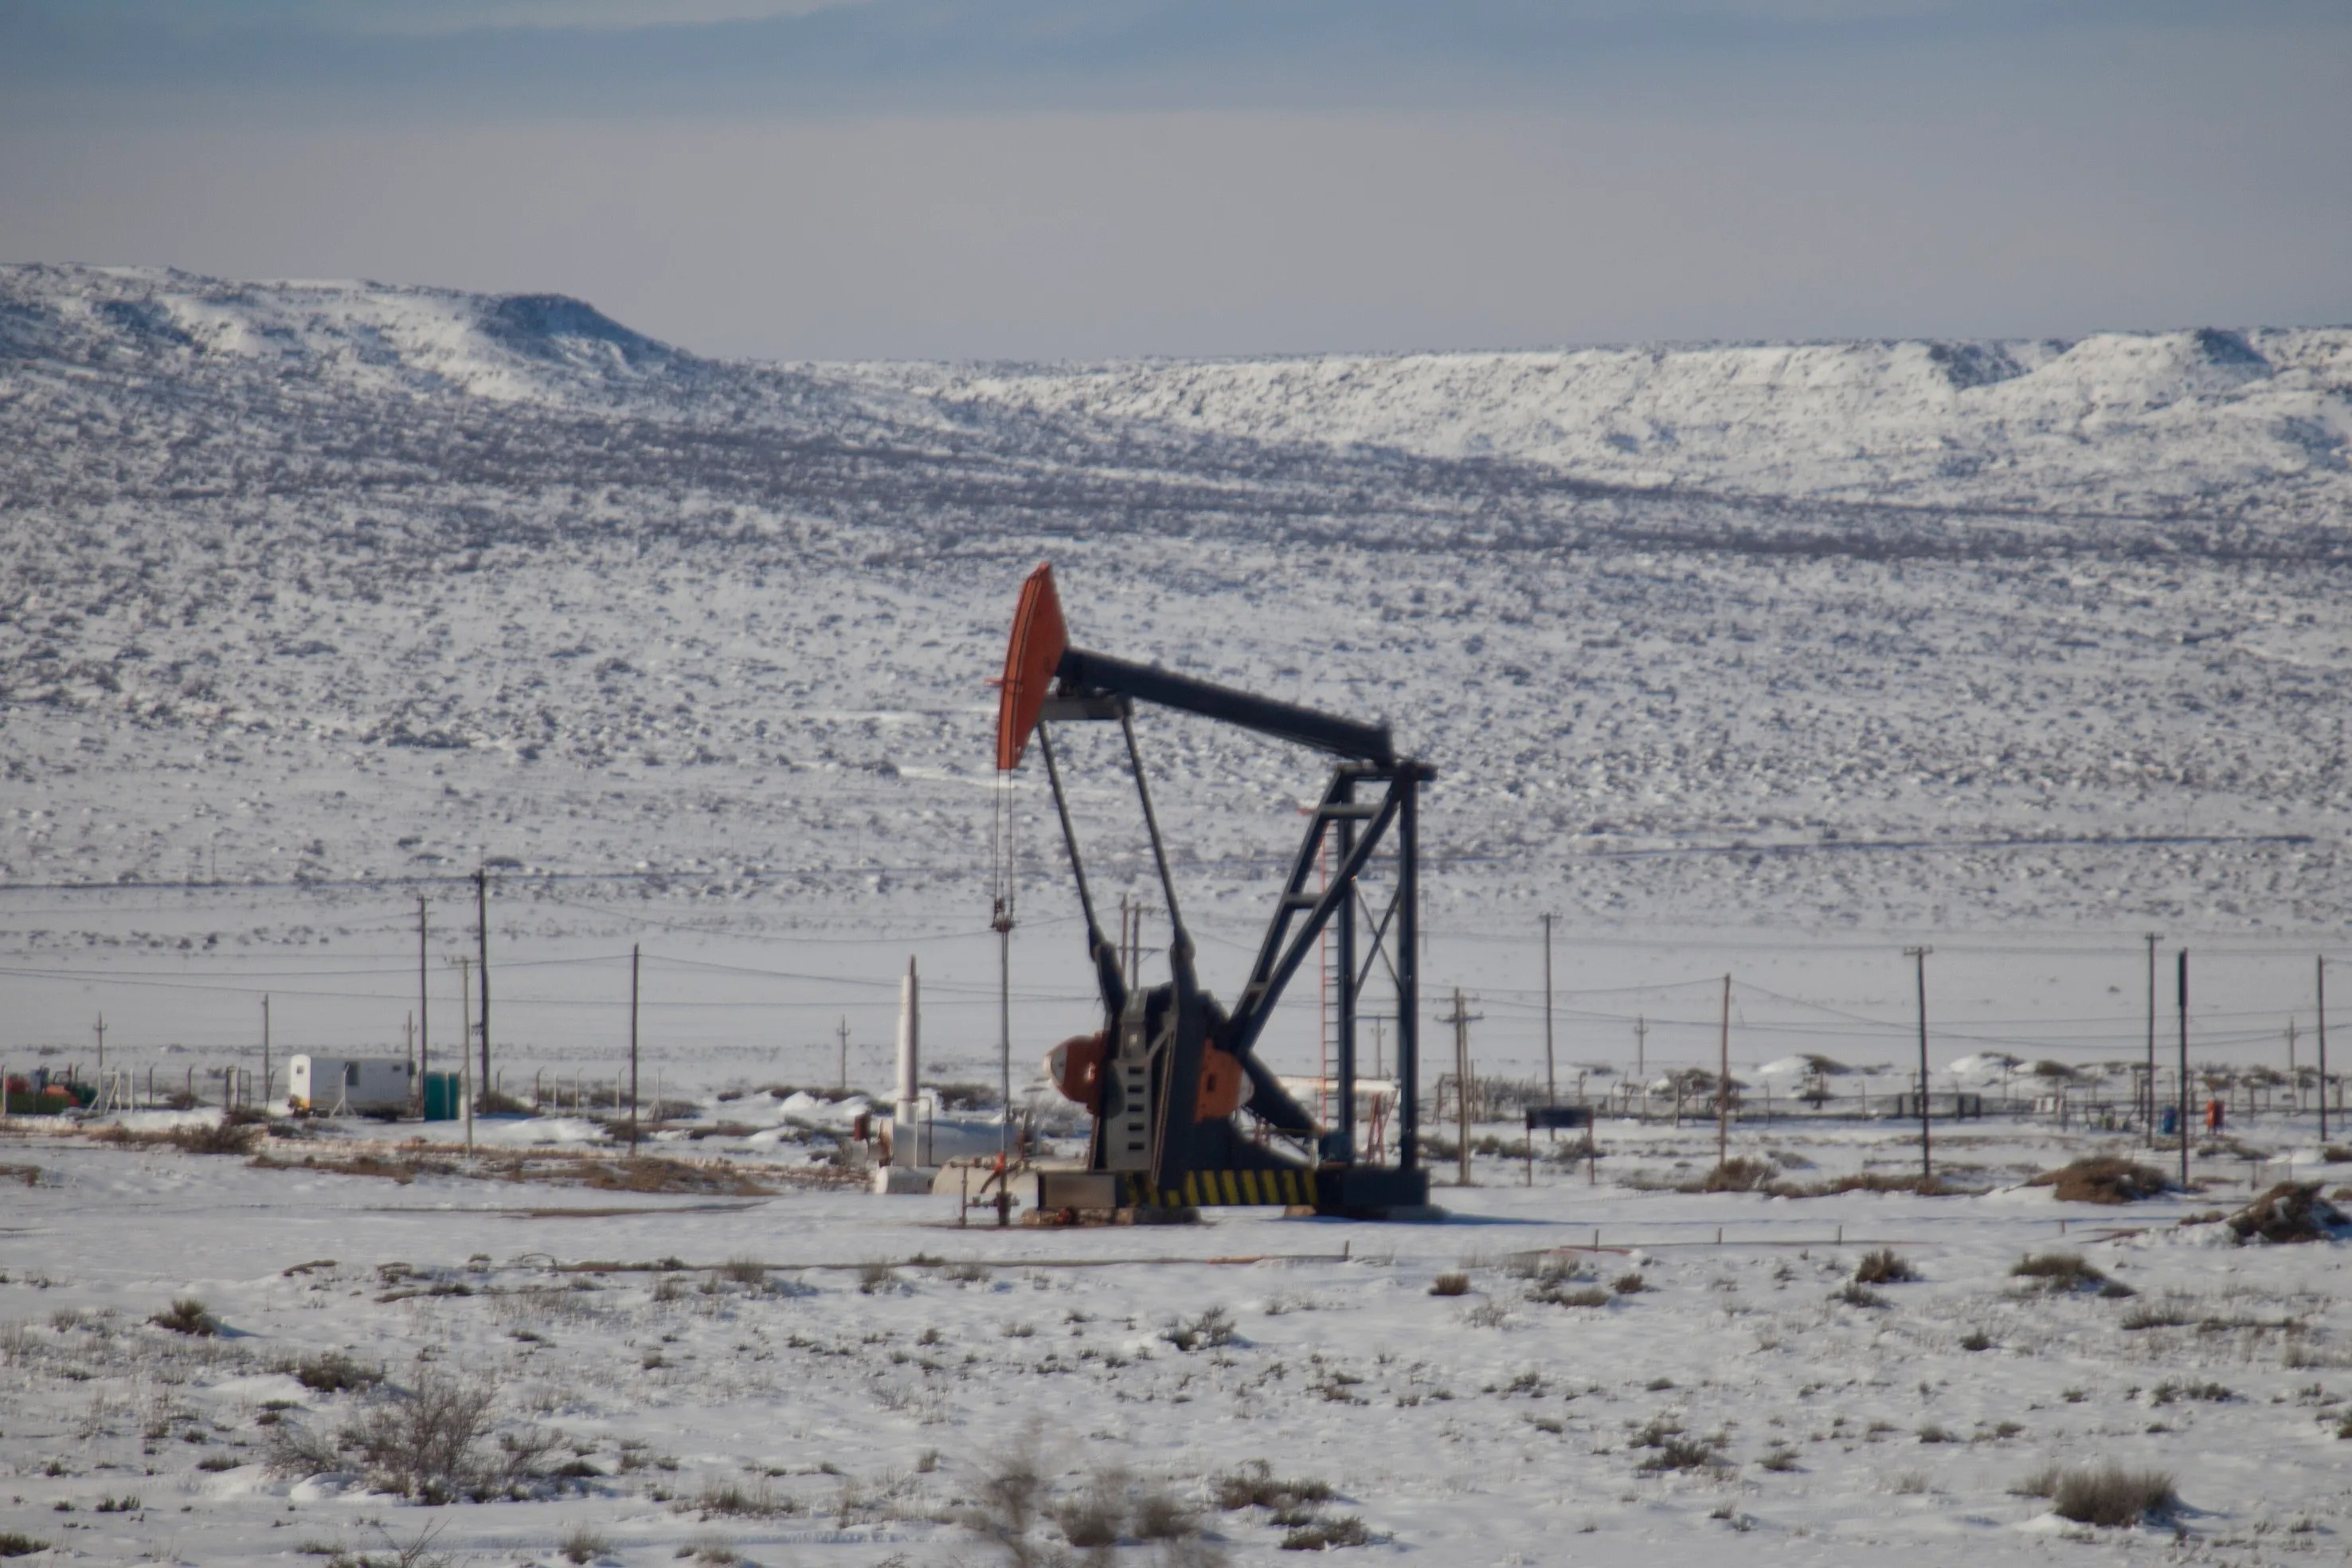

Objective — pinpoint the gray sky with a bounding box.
[2,1,2346,360]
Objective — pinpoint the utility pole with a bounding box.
[1905,946,1932,1183]
[457,955,475,1152]
[475,867,491,1106]
[2176,949,2190,1190]
[2287,1019,2298,1114]
[836,1017,851,1094]
[1442,988,1480,1187]
[2319,956,2331,1142]
[1716,975,1731,1169]
[1540,913,1558,1119]
[628,944,640,1156]
[2143,933,2159,1146]
[417,896,430,1113]
[95,1014,106,1084]
[261,995,271,1109]
[1634,1015,1647,1116]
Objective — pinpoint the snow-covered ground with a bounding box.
[5,1109,2350,1566]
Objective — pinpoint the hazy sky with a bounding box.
[2,1,2347,360]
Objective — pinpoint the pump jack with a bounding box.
[996,564,1432,1215]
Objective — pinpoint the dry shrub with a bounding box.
[2320,1145,2352,1164]
[2119,1302,2189,1331]
[1164,1306,1236,1351]
[961,1429,1047,1566]
[100,1120,260,1156]
[1427,1272,1470,1297]
[2225,1183,2346,1245]
[171,1120,262,1155]
[2011,1464,2062,1498]
[696,1478,790,1518]
[2010,1253,2105,1290]
[1638,1434,1724,1472]
[570,1156,773,1197]
[558,1524,609,1565]
[340,1372,499,1502]
[0,1536,52,1559]
[250,1150,463,1184]
[268,1371,550,1504]
[294,1351,382,1394]
[2149,1379,2233,1406]
[1532,1282,1612,1308]
[2049,1464,2178,1527]
[1053,1471,1126,1549]
[966,1443,1205,1564]
[1767,1171,1978,1198]
[1833,1281,1887,1308]
[1131,1485,1197,1542]
[1853,1249,1916,1285]
[2028,1157,2171,1204]
[1281,1515,1371,1550]
[265,1416,346,1479]
[1214,1460,1333,1513]
[1685,1156,1777,1193]
[151,1297,217,1336]
[249,1145,778,1196]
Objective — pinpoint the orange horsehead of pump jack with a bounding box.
[991,562,1435,1216]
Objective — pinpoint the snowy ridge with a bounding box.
[887,327,2352,523]
[0,264,685,403]
[2,264,2349,951]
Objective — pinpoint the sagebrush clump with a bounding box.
[2046,1464,2178,1527]
[1853,1249,1916,1285]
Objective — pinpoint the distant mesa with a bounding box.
[479,292,671,370]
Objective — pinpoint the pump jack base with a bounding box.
[1292,1202,1452,1223]
[1022,1205,1201,1229]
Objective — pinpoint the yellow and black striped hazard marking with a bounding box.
[1128,1168,1317,1207]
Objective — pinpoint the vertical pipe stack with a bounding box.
[897,956,923,1167]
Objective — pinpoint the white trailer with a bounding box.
[289,1055,413,1116]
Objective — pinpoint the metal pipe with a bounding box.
[1117,706,1190,977]
[1397,772,1419,1171]
[1336,805,1357,1162]
[2177,949,2190,1191]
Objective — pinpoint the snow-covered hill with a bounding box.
[3,265,2348,962]
[884,327,2352,525]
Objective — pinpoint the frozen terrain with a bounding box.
[4,264,2352,1566]
[5,1109,2352,1567]
[1,264,2348,1090]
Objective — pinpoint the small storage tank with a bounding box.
[422,1070,464,1122]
